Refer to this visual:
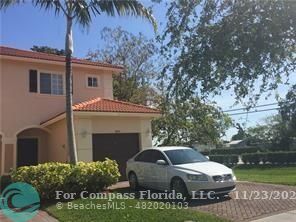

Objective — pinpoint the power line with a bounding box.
[228,107,280,116]
[223,102,278,113]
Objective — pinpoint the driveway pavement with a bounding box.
[189,182,296,221]
[0,210,58,222]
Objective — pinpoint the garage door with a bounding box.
[92,133,140,180]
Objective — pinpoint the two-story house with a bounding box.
[0,46,161,178]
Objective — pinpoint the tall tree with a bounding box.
[1,0,157,164]
[87,27,159,106]
[31,45,65,55]
[152,96,232,146]
[160,0,296,103]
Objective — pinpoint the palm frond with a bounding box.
[90,0,157,32]
[0,0,23,9]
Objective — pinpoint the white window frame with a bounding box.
[86,75,100,88]
[37,70,65,96]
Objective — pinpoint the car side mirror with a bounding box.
[205,156,210,160]
[156,159,167,165]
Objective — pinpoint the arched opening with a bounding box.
[17,128,49,167]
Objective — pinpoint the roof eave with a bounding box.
[0,55,123,73]
[41,111,161,127]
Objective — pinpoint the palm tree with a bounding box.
[1,0,157,164]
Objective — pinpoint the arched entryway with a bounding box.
[16,128,49,167]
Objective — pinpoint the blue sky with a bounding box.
[1,2,295,140]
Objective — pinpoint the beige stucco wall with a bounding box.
[0,58,114,137]
[4,144,14,174]
[46,119,68,163]
[75,116,153,162]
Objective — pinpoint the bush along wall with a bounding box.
[241,152,296,165]
[208,154,239,166]
[11,158,120,200]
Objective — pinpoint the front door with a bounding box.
[17,138,38,167]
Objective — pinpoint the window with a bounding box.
[29,70,38,93]
[40,72,64,95]
[135,150,168,164]
[87,76,98,87]
[164,149,208,165]
[135,150,154,162]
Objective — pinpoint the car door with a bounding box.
[133,150,155,187]
[149,150,169,190]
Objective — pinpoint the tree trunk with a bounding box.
[65,16,78,164]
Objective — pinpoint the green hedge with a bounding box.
[208,154,239,166]
[241,152,296,165]
[11,159,120,199]
[209,147,266,155]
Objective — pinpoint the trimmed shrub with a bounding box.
[11,158,120,199]
[241,152,296,165]
[209,154,239,166]
[210,147,267,155]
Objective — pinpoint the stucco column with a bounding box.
[75,118,93,162]
[2,137,17,174]
[140,119,153,150]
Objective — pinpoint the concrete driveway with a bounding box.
[189,182,296,221]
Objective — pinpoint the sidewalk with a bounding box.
[251,210,296,222]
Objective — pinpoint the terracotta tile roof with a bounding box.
[73,97,161,114]
[0,46,123,70]
[40,98,161,125]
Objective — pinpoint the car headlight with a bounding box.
[231,170,237,181]
[187,174,208,181]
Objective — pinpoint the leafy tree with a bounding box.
[160,0,296,103]
[231,123,246,140]
[152,96,232,146]
[87,27,159,106]
[31,45,65,55]
[1,0,157,164]
[279,85,296,146]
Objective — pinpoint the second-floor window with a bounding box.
[40,72,64,95]
[87,76,98,88]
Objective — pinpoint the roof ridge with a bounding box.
[102,98,159,111]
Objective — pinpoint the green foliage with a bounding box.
[0,1,157,31]
[210,147,266,155]
[31,45,65,55]
[241,152,296,165]
[208,155,239,166]
[87,27,159,106]
[152,97,232,146]
[11,159,120,199]
[160,0,296,102]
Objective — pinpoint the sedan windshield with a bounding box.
[164,149,208,165]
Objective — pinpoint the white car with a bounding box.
[126,146,236,198]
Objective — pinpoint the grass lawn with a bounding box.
[234,165,296,186]
[46,195,229,222]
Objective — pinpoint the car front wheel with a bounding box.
[171,178,189,200]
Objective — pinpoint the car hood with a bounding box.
[173,161,232,176]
